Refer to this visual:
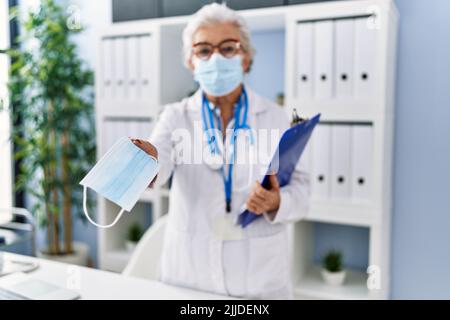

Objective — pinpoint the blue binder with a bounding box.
[238,113,321,228]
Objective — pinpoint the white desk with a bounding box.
[0,252,233,300]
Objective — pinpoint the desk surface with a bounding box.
[0,252,233,300]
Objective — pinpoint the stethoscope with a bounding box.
[201,87,255,213]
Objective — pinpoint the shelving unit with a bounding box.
[295,266,373,300]
[95,18,194,272]
[94,0,398,299]
[285,0,398,299]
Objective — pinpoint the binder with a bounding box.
[135,121,142,139]
[300,137,312,173]
[138,120,151,139]
[139,35,153,100]
[314,20,334,99]
[102,120,114,153]
[296,22,314,99]
[126,36,139,100]
[128,120,139,138]
[351,125,373,202]
[335,19,355,98]
[116,120,129,141]
[102,39,114,98]
[129,121,137,137]
[311,124,331,200]
[238,114,321,228]
[138,120,147,138]
[354,17,377,99]
[141,120,154,140]
[330,125,351,200]
[113,37,127,99]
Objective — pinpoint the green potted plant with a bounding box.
[321,249,346,286]
[5,0,95,265]
[276,92,284,106]
[126,223,144,253]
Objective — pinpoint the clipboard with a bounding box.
[238,113,321,228]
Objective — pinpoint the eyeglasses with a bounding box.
[192,39,241,61]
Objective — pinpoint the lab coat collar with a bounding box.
[187,86,269,115]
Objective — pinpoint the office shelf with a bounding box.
[97,104,160,119]
[306,201,380,227]
[286,0,397,300]
[285,102,389,123]
[294,266,376,300]
[95,0,397,299]
[98,199,154,272]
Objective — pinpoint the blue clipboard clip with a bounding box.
[238,113,321,228]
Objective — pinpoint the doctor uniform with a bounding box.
[149,87,310,299]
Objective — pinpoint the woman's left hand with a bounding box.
[246,175,280,215]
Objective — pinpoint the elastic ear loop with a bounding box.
[83,186,125,229]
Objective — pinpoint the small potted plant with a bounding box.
[126,223,144,253]
[321,250,346,286]
[276,92,284,106]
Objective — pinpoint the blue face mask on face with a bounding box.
[193,54,244,97]
[80,137,159,228]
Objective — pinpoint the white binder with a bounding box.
[296,22,314,99]
[103,120,129,153]
[311,124,331,200]
[117,120,137,139]
[354,17,377,99]
[335,19,355,98]
[113,37,127,99]
[111,120,122,146]
[102,39,114,99]
[136,121,144,138]
[351,125,373,203]
[331,125,351,200]
[140,120,154,140]
[139,35,153,100]
[128,120,139,138]
[102,120,114,153]
[136,121,145,139]
[300,138,312,173]
[314,20,334,99]
[126,36,139,100]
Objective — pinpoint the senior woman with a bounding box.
[132,3,309,299]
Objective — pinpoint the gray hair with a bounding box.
[182,3,254,70]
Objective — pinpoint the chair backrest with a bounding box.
[122,214,168,280]
[0,207,36,256]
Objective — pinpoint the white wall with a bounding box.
[56,0,112,266]
[59,0,112,69]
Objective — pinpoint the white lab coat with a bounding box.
[149,87,310,299]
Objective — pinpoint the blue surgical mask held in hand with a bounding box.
[193,53,244,97]
[80,137,159,228]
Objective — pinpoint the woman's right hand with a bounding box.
[130,138,159,188]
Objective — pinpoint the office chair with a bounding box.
[0,207,36,256]
[122,214,167,281]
